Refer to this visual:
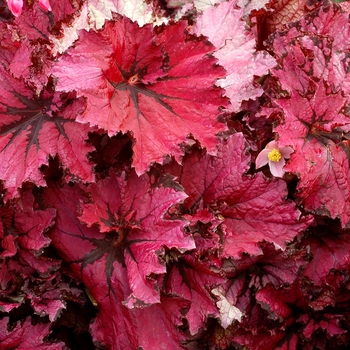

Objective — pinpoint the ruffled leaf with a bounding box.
[0,69,95,198]
[52,16,227,174]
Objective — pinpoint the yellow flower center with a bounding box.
[268,149,282,162]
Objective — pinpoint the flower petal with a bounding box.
[265,140,279,151]
[269,159,286,177]
[256,149,270,169]
[280,146,294,159]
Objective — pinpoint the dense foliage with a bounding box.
[1,0,350,349]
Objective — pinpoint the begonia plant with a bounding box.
[0,0,350,349]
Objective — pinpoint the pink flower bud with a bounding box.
[7,0,23,17]
[38,0,52,11]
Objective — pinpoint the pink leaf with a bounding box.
[193,0,276,112]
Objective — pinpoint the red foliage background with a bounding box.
[0,0,350,349]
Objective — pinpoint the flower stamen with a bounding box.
[267,149,282,162]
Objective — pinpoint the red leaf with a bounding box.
[14,190,56,252]
[44,170,194,306]
[275,89,350,226]
[302,314,346,338]
[269,4,350,226]
[14,0,81,40]
[0,317,66,349]
[234,327,286,350]
[28,272,83,322]
[90,287,188,349]
[0,69,95,198]
[302,233,350,286]
[52,16,227,174]
[167,133,313,258]
[44,181,190,349]
[166,255,225,334]
[256,284,293,320]
[0,260,24,312]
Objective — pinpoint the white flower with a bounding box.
[256,140,293,177]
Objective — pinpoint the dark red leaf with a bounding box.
[14,190,56,252]
[301,314,346,338]
[302,233,350,286]
[0,259,24,312]
[167,133,313,259]
[233,326,286,350]
[166,254,225,334]
[256,284,294,320]
[248,243,309,288]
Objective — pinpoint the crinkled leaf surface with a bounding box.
[13,190,56,253]
[274,88,350,226]
[220,177,312,258]
[0,317,65,349]
[45,171,194,308]
[9,38,53,92]
[14,0,81,40]
[52,16,227,174]
[193,0,276,111]
[44,180,191,349]
[0,22,22,67]
[0,69,95,198]
[0,190,69,319]
[166,254,225,334]
[300,313,347,344]
[167,133,313,258]
[302,233,350,286]
[247,243,309,288]
[0,189,56,267]
[270,4,350,96]
[78,168,195,307]
[0,21,52,91]
[250,0,324,43]
[269,4,350,226]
